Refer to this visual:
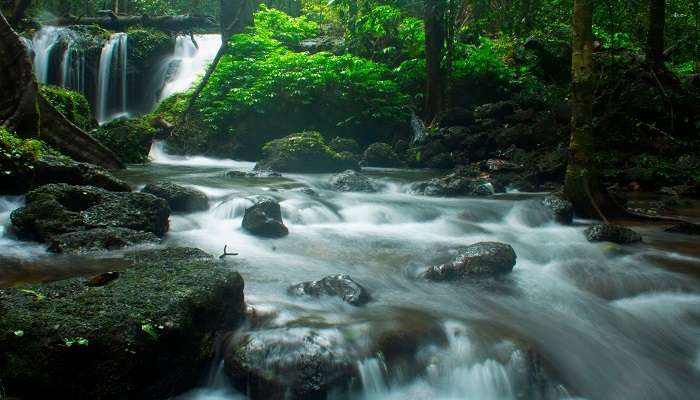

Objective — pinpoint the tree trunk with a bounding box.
[424,0,446,125]
[0,11,124,169]
[44,14,216,32]
[646,0,666,68]
[9,0,31,26]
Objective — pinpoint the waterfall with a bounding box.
[32,26,65,84]
[158,34,221,102]
[97,33,129,124]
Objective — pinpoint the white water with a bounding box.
[158,34,221,102]
[32,26,68,84]
[2,146,699,399]
[97,32,129,124]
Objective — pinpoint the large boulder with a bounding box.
[34,156,131,192]
[255,132,359,173]
[361,142,403,168]
[224,327,357,399]
[288,274,371,306]
[11,184,170,242]
[329,170,376,193]
[48,227,160,254]
[0,247,245,400]
[584,224,642,244]
[421,242,517,281]
[541,194,574,224]
[329,137,360,154]
[141,182,209,213]
[89,117,155,164]
[241,196,289,238]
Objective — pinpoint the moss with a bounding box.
[0,247,245,399]
[256,131,360,173]
[0,127,58,194]
[126,27,174,67]
[90,117,156,163]
[40,85,93,131]
[362,142,403,167]
[329,137,361,154]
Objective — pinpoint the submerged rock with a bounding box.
[421,242,517,281]
[330,170,376,193]
[542,194,574,224]
[288,274,371,306]
[665,222,700,235]
[361,142,404,168]
[141,182,209,213]
[34,156,131,192]
[411,168,497,197]
[10,184,170,242]
[48,227,160,254]
[255,131,359,173]
[0,247,245,400]
[241,196,289,238]
[224,327,357,399]
[584,224,642,244]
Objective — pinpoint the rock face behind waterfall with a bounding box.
[242,196,289,238]
[0,247,245,400]
[225,327,357,400]
[142,182,209,213]
[584,224,642,244]
[421,242,517,281]
[289,274,371,306]
[11,184,170,242]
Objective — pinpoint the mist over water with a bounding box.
[113,145,700,399]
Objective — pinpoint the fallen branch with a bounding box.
[219,245,239,259]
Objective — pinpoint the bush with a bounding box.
[90,117,155,164]
[252,4,319,48]
[40,85,93,131]
[197,30,410,159]
[0,127,56,194]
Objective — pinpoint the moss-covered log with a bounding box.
[41,13,216,32]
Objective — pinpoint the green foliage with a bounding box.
[40,85,93,131]
[63,337,89,347]
[257,131,359,172]
[252,4,319,48]
[452,37,515,84]
[0,127,53,179]
[197,29,409,157]
[90,118,155,164]
[126,28,174,66]
[633,154,700,186]
[592,26,638,51]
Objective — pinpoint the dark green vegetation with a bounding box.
[90,117,156,163]
[39,85,93,131]
[0,127,54,194]
[0,247,245,399]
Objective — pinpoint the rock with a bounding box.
[291,187,319,197]
[372,316,447,369]
[542,195,573,224]
[361,142,404,168]
[411,167,497,197]
[241,196,289,238]
[141,182,209,213]
[485,158,522,172]
[664,222,700,235]
[421,242,517,281]
[89,117,156,164]
[224,327,357,399]
[474,101,517,120]
[48,227,161,254]
[330,170,376,193]
[11,184,170,242]
[0,247,245,400]
[34,156,131,192]
[255,131,359,173]
[329,137,360,154]
[296,36,345,54]
[584,224,642,244]
[226,170,257,178]
[288,274,371,306]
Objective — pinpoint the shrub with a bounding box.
[0,127,56,194]
[252,4,319,48]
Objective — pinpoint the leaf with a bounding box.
[14,330,24,337]
[19,289,45,301]
[141,323,158,340]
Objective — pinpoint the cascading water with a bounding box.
[158,34,221,102]
[97,32,129,124]
[32,26,67,84]
[61,43,87,95]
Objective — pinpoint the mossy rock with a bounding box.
[126,28,175,68]
[329,137,361,154]
[90,117,155,163]
[255,131,360,173]
[0,247,245,399]
[0,127,58,195]
[40,85,93,131]
[361,142,404,168]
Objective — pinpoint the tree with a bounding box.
[424,0,445,125]
[646,0,666,68]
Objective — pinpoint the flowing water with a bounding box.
[97,32,129,124]
[1,144,699,399]
[158,34,221,102]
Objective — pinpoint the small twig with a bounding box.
[219,245,239,259]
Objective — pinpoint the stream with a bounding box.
[1,143,699,399]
